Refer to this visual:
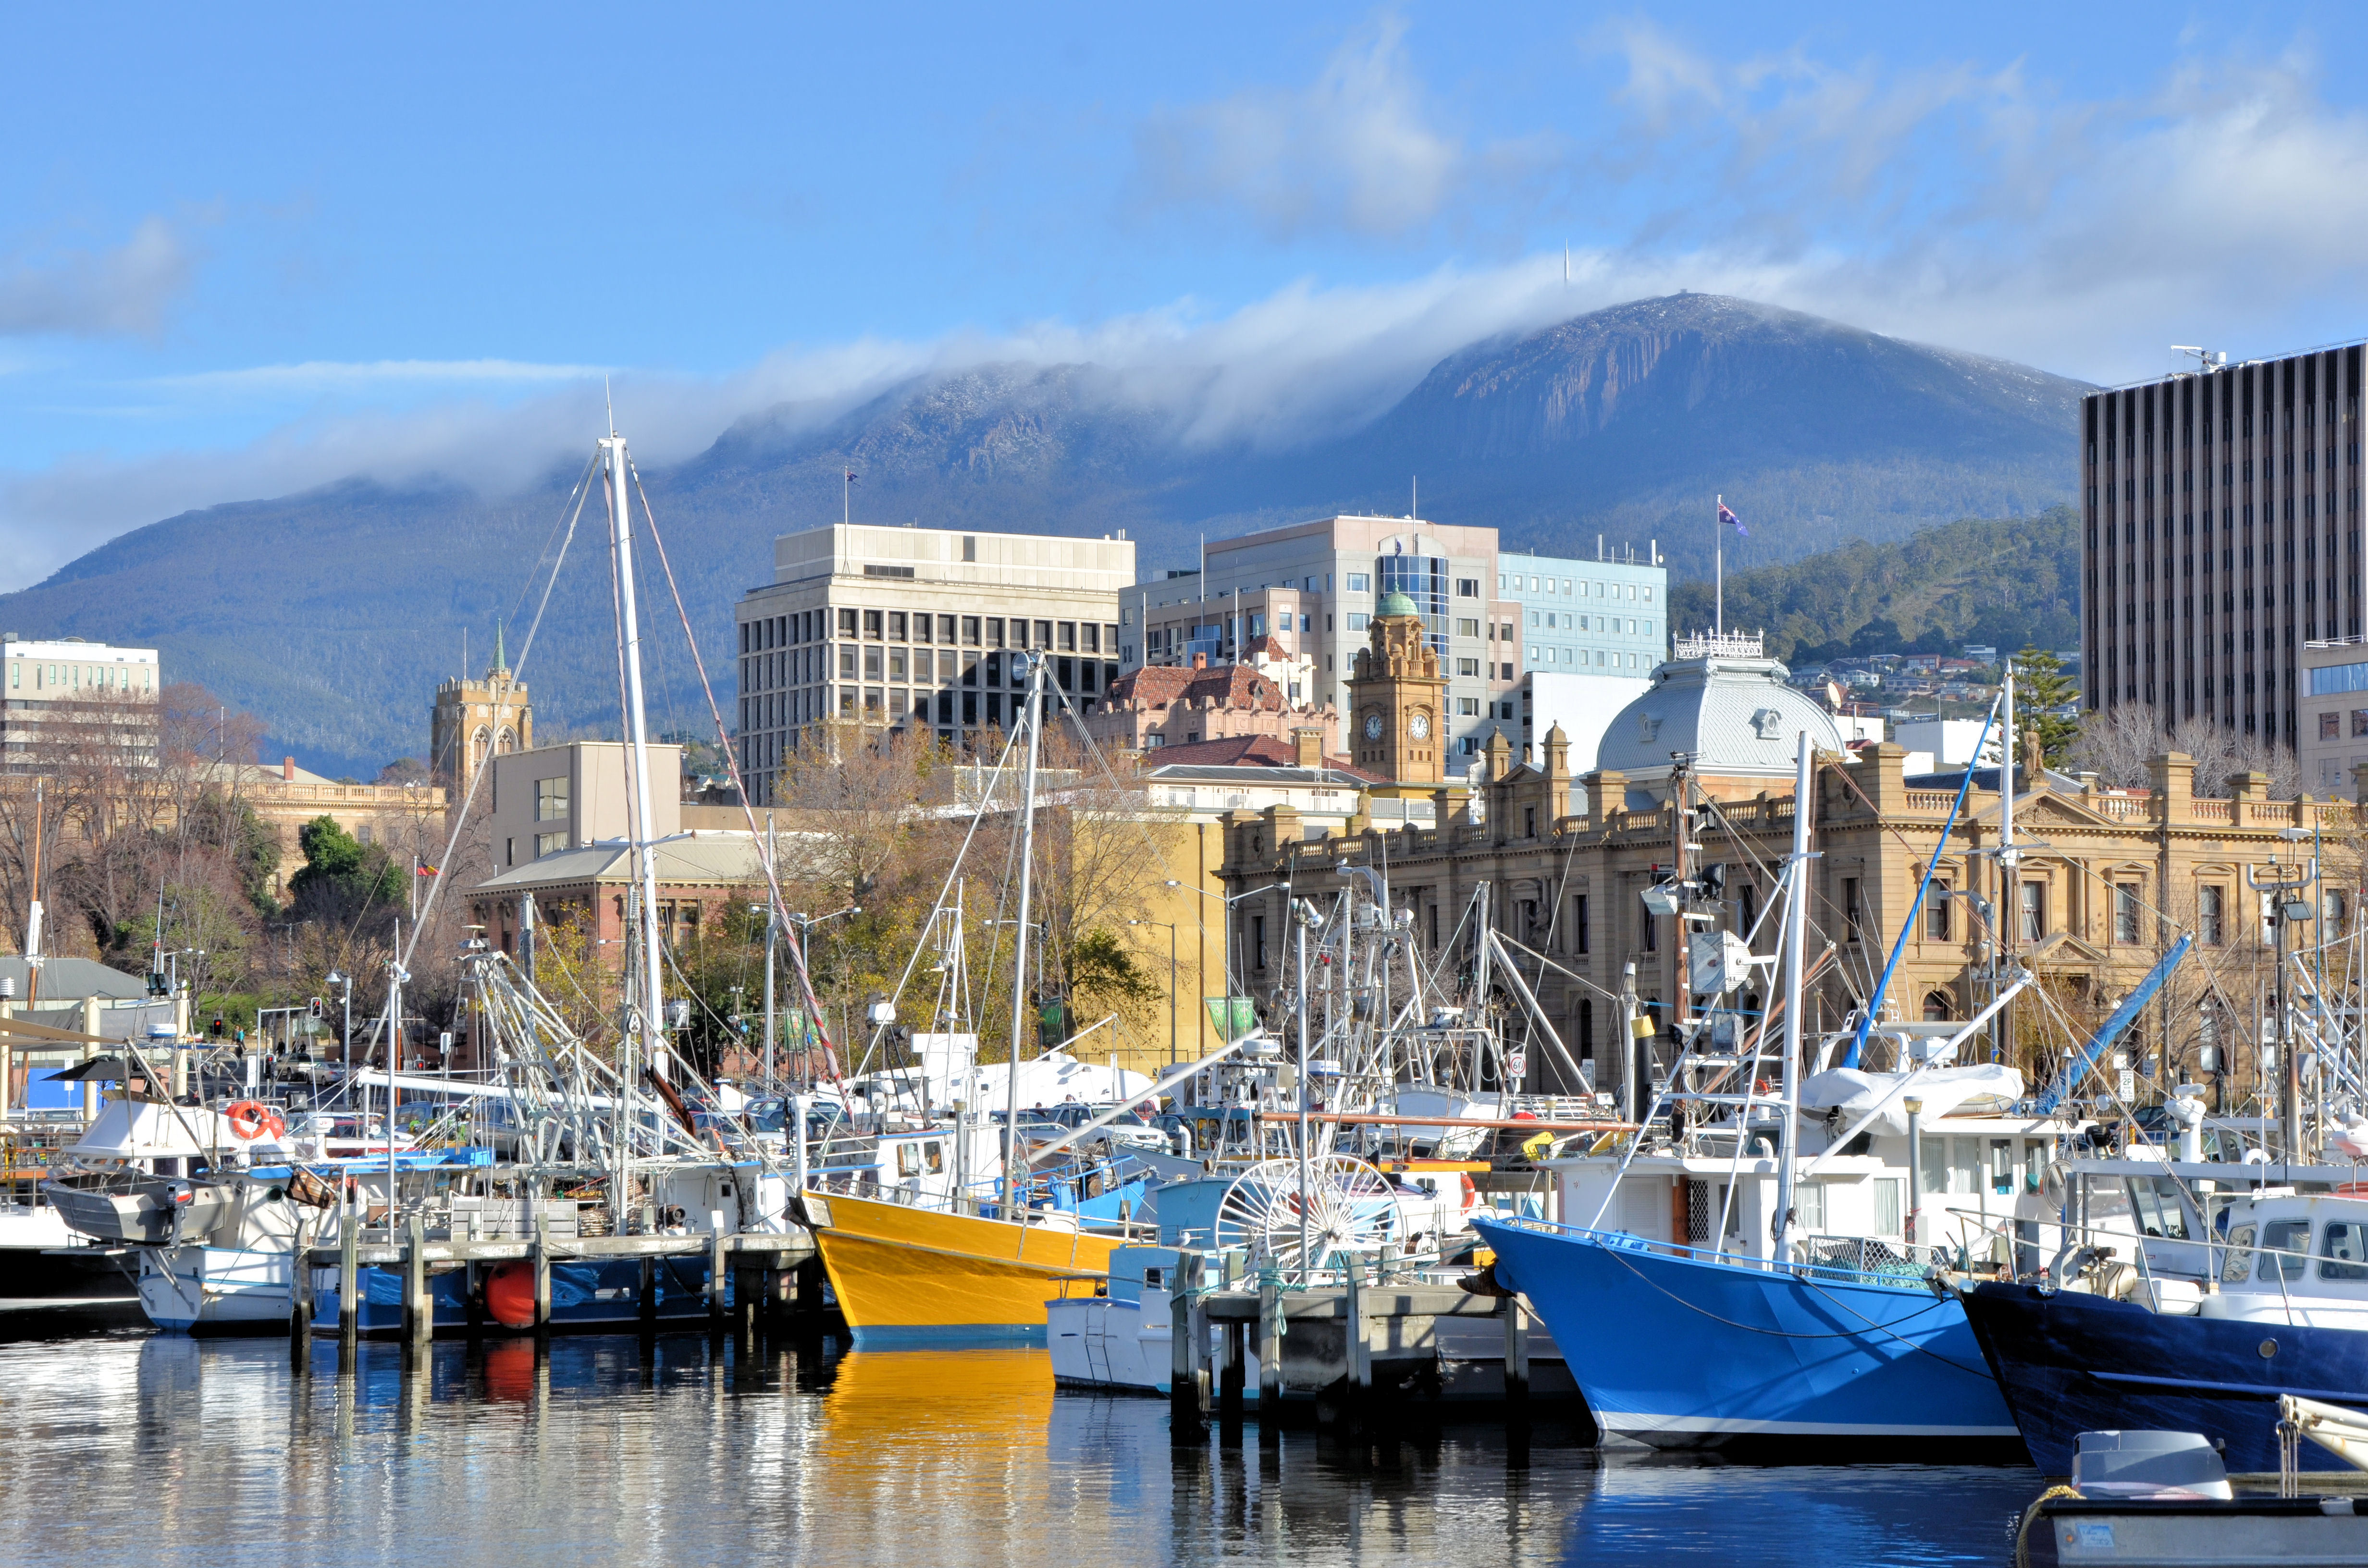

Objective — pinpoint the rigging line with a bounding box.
[392,451,597,983]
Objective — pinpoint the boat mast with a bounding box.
[1001,652,1045,1215]
[604,429,664,1216]
[1770,733,1814,1255]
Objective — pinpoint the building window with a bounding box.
[1346,613,1369,631]
[1251,914,1267,970]
[1574,894,1589,954]
[534,776,568,822]
[1346,573,1370,592]
[1842,877,1862,942]
[1456,578,1479,598]
[2019,882,2044,943]
[1456,697,1480,715]
[888,612,907,641]
[535,831,565,858]
[2354,710,2368,737]
[1925,883,1951,941]
[2114,883,2142,944]
[962,616,981,646]
[1457,658,1480,676]
[1922,990,1953,1022]
[2325,712,2344,740]
[863,610,883,640]
[2200,884,2225,945]
[912,614,933,644]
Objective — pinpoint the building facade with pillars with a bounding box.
[1214,644,2352,1113]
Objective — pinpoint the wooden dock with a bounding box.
[296,1224,825,1356]
[1165,1252,1573,1434]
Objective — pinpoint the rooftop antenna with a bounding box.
[2172,345,2228,373]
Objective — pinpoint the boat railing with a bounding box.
[1486,1215,1949,1291]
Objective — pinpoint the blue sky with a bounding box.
[6,2,2368,585]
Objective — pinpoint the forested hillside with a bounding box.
[1666,506,2079,662]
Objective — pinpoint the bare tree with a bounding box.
[2069,706,2297,797]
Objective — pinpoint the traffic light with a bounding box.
[308,996,323,1020]
[209,1015,225,1038]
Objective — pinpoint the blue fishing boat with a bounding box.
[1472,1214,2021,1453]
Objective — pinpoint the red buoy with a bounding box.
[484,1259,537,1330]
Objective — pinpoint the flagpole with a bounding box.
[1715,493,1724,640]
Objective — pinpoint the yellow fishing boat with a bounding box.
[802,1189,1117,1344]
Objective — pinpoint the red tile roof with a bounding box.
[1103,661,1289,712]
[1143,735,1379,779]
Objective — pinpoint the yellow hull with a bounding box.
[803,1190,1117,1343]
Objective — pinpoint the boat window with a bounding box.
[2258,1219,2311,1282]
[2322,1222,2368,1282]
[895,1142,922,1177]
[925,1141,944,1174]
[2127,1177,2191,1240]
[1989,1139,2015,1196]
[2221,1225,2256,1281]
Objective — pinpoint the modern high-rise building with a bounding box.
[0,635,161,771]
[1122,516,1668,775]
[2084,343,2368,745]
[734,523,1135,805]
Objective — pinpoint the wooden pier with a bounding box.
[296,1225,826,1358]
[1166,1252,1572,1434]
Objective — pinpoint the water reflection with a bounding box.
[0,1335,2034,1568]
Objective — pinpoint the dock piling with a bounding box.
[1343,1257,1370,1421]
[708,1223,728,1334]
[1503,1297,1530,1408]
[1256,1272,1282,1441]
[1219,1319,1246,1427]
[403,1213,431,1355]
[338,1199,359,1361]
[637,1255,657,1338]
[1169,1252,1204,1431]
[531,1218,551,1339]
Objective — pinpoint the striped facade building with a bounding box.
[2085,344,2368,744]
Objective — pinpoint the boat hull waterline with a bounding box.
[804,1190,1115,1346]
[1963,1280,2368,1475]
[1473,1215,2024,1455]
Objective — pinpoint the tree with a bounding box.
[2010,647,2082,765]
[286,815,404,925]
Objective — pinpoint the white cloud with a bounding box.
[0,216,198,340]
[147,358,613,395]
[1130,13,1488,240]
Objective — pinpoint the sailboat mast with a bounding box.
[604,432,665,1208]
[1771,733,1814,1254]
[1001,653,1045,1214]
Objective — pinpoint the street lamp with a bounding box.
[323,969,354,1064]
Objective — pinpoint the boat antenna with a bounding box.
[605,374,617,439]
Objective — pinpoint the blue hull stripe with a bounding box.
[1472,1216,2018,1445]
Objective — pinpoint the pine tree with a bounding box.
[2010,646,2081,765]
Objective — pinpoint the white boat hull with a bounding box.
[138,1244,296,1334]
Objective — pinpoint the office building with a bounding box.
[1124,516,1530,775]
[2084,343,2368,745]
[1496,546,1670,677]
[0,636,161,769]
[734,524,1135,805]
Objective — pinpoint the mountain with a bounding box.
[1666,505,2082,664]
[0,294,2089,774]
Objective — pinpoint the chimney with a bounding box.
[1293,727,1323,768]
[283,757,296,782]
[1193,652,1208,670]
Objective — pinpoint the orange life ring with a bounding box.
[224,1101,276,1140]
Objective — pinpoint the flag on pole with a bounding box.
[1718,502,1748,537]
[845,469,859,484]
[416,861,439,878]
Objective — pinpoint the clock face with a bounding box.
[1408,713,1431,740]
[1363,712,1385,740]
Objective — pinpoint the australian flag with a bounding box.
[1718,502,1748,537]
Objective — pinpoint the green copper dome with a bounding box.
[1376,589,1419,618]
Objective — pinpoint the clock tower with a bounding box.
[1346,590,1448,784]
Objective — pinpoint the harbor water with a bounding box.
[0,1331,2044,1566]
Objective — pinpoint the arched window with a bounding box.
[495,726,519,756]
[1922,990,1954,1022]
[470,725,493,771]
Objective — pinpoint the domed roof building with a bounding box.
[1594,645,1843,804]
